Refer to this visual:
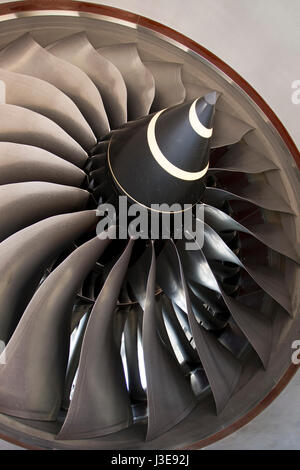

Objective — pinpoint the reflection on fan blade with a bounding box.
[173,242,242,414]
[0,210,98,344]
[156,242,190,314]
[58,239,134,440]
[71,298,93,332]
[161,295,199,365]
[0,68,96,150]
[0,34,109,138]
[63,310,91,410]
[143,243,197,442]
[178,238,221,293]
[115,308,129,350]
[0,142,85,186]
[154,296,179,360]
[208,260,240,281]
[203,223,242,266]
[124,305,146,402]
[0,182,89,242]
[0,105,87,167]
[127,246,152,308]
[157,243,221,328]
[98,43,155,120]
[204,185,294,214]
[245,264,292,315]
[204,204,300,263]
[221,293,272,368]
[0,235,112,421]
[211,142,278,173]
[48,32,127,129]
[145,62,186,111]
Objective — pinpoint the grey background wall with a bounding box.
[0,0,299,450]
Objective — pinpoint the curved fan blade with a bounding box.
[157,242,222,328]
[0,210,98,343]
[204,185,294,214]
[204,204,300,263]
[124,305,146,403]
[0,235,112,421]
[0,142,85,186]
[58,239,134,440]
[245,264,292,315]
[0,105,87,167]
[173,242,242,414]
[63,310,91,410]
[0,34,109,138]
[179,239,221,293]
[98,43,155,120]
[177,239,272,367]
[221,293,272,368]
[0,182,89,242]
[211,111,253,148]
[161,294,200,366]
[143,243,197,442]
[145,61,186,111]
[48,32,127,129]
[203,222,242,266]
[202,222,293,314]
[0,68,96,150]
[210,142,278,173]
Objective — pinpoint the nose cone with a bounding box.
[108,93,218,212]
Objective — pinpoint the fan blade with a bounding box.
[0,34,109,138]
[0,68,96,150]
[98,43,155,120]
[202,222,242,266]
[173,242,242,414]
[161,295,200,365]
[0,182,89,242]
[124,305,146,403]
[221,293,272,368]
[58,239,134,440]
[204,185,294,214]
[211,111,253,148]
[63,310,91,410]
[204,204,300,263]
[202,222,292,314]
[0,209,98,344]
[0,142,85,186]
[143,243,197,442]
[179,237,222,293]
[211,142,278,173]
[145,61,186,111]
[245,264,292,315]
[0,235,112,421]
[0,104,87,167]
[157,242,221,328]
[48,32,127,129]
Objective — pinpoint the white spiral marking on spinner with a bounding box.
[147,107,210,181]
